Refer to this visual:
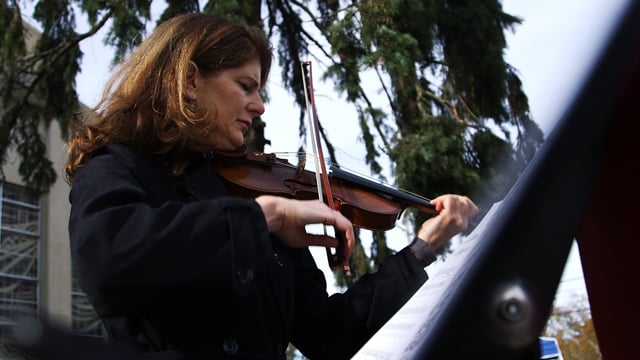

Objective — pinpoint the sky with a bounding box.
[499,0,628,306]
[25,1,630,304]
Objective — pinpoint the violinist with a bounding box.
[65,13,478,360]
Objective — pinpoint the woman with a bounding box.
[66,13,478,359]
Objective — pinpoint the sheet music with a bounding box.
[352,201,505,359]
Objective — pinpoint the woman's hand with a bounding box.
[417,194,479,250]
[255,195,354,257]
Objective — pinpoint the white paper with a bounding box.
[352,201,505,359]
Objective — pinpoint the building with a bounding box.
[0,20,102,360]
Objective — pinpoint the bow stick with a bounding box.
[301,61,352,276]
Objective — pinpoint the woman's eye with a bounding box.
[239,82,250,91]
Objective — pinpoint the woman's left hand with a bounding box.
[416,194,479,250]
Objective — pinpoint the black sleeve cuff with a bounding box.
[408,237,438,267]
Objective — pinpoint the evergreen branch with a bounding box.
[19,8,114,74]
[419,86,481,127]
[357,87,392,154]
[285,0,333,60]
[0,8,114,191]
[11,8,114,121]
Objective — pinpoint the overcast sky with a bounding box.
[500,0,628,305]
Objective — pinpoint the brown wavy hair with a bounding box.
[65,13,272,182]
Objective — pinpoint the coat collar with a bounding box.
[178,161,231,200]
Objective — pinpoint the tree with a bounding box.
[544,296,602,360]
[1,0,543,282]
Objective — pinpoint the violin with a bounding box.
[210,147,438,270]
[212,61,440,275]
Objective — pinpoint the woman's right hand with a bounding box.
[255,195,355,257]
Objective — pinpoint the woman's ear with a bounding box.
[185,61,199,100]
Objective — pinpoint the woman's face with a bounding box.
[189,58,265,152]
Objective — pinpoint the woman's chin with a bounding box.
[210,142,244,153]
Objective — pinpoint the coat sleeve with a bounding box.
[290,246,429,359]
[69,150,273,315]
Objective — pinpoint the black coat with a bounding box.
[69,144,429,359]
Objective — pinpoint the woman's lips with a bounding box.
[239,119,251,132]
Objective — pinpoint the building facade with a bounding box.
[0,21,103,360]
[0,120,104,360]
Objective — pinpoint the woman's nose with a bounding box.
[248,95,265,117]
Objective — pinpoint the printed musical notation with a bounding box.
[353,201,505,359]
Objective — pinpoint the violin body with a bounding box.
[211,150,438,231]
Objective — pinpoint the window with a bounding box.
[71,266,105,337]
[0,182,40,358]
